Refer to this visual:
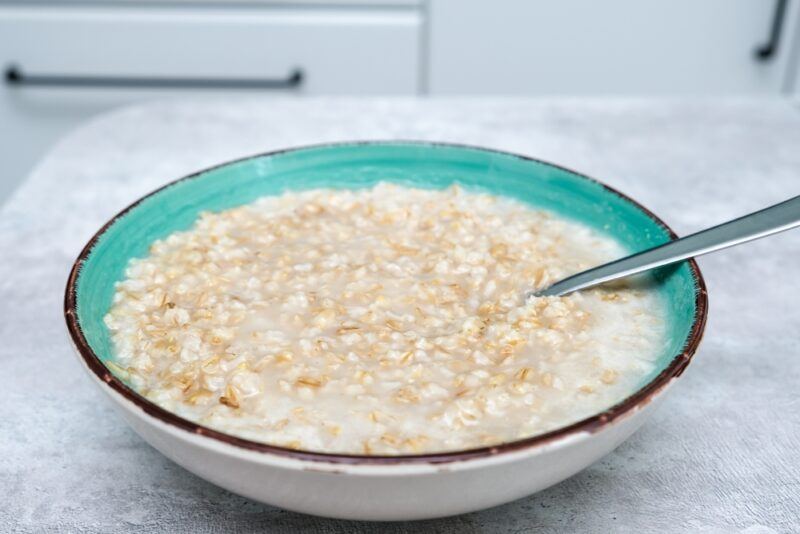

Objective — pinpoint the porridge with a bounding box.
[104,183,665,455]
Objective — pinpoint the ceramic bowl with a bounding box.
[65,141,707,521]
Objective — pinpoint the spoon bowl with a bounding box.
[533,195,800,298]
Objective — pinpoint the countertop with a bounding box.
[1,98,799,533]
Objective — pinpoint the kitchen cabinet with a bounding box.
[2,0,800,206]
[0,3,422,203]
[428,0,800,95]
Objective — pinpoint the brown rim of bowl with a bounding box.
[64,140,708,466]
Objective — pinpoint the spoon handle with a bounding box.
[535,194,800,297]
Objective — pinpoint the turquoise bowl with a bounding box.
[65,141,707,464]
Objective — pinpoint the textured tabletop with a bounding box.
[1,98,799,533]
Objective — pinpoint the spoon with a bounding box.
[529,194,800,298]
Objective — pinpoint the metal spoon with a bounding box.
[529,194,800,298]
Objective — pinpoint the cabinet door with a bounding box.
[0,5,421,203]
[429,0,800,95]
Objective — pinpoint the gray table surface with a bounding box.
[1,98,799,534]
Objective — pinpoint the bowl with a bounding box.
[65,141,707,521]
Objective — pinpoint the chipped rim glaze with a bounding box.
[64,141,708,466]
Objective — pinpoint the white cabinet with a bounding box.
[429,0,800,95]
[0,4,422,202]
[2,0,800,205]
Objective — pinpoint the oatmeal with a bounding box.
[104,184,665,454]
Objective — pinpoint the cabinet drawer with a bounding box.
[0,5,420,203]
[430,0,799,94]
[0,6,421,94]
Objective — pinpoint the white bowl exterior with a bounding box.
[77,344,672,521]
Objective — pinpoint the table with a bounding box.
[2,98,799,533]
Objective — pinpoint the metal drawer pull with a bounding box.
[4,64,303,89]
[754,0,788,60]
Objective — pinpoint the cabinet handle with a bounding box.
[754,0,788,60]
[4,64,303,89]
